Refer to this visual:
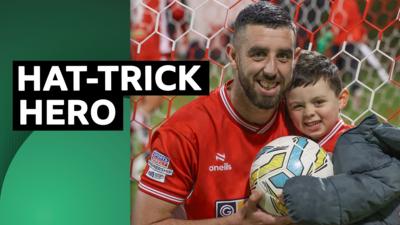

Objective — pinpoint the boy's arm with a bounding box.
[283,163,400,225]
[282,115,400,225]
[351,200,400,225]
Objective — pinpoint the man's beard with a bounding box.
[237,70,284,110]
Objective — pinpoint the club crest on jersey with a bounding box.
[215,199,246,217]
[146,150,173,183]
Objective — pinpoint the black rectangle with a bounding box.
[13,60,209,130]
[13,61,209,95]
[13,97,123,130]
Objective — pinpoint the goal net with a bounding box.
[130,0,400,163]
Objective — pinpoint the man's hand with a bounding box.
[234,190,292,225]
[134,189,293,225]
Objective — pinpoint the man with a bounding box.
[133,2,300,225]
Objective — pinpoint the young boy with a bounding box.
[283,50,400,225]
[285,50,352,153]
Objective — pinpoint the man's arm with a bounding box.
[133,190,292,225]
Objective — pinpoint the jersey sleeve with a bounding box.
[138,125,198,205]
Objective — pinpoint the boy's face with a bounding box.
[286,79,348,141]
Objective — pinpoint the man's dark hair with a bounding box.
[233,1,296,44]
[288,50,343,96]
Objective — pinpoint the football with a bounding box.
[249,136,333,216]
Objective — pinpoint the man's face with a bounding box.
[230,25,296,109]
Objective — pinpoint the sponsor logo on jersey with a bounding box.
[209,162,232,172]
[151,150,170,167]
[215,199,246,217]
[146,150,173,183]
[210,153,231,171]
[216,153,225,161]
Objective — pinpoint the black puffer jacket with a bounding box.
[283,115,400,225]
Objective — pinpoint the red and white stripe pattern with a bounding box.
[138,182,185,204]
[318,119,344,147]
[216,153,225,161]
[219,84,277,134]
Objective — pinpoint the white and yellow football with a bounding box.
[249,136,333,216]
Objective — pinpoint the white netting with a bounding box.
[130,0,400,157]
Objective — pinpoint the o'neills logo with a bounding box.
[209,163,232,172]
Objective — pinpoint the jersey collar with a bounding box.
[318,119,344,146]
[218,81,277,134]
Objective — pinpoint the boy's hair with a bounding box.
[233,2,296,45]
[288,50,343,96]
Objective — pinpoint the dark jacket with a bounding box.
[283,115,400,225]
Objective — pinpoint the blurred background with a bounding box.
[129,0,400,209]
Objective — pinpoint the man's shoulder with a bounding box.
[161,89,222,131]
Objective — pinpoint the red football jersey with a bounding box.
[139,82,294,219]
[318,119,352,153]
